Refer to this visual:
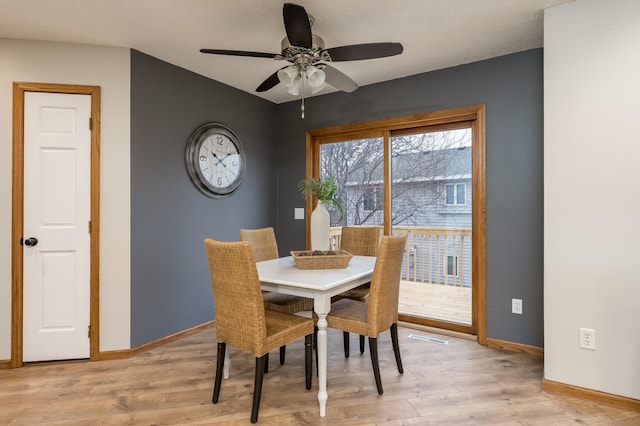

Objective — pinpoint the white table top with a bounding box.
[256,255,376,291]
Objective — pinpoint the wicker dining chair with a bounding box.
[332,226,380,357]
[240,227,314,366]
[325,234,407,395]
[204,239,314,424]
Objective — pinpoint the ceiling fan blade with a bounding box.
[323,64,358,93]
[283,3,312,48]
[256,69,283,92]
[325,42,404,62]
[200,49,278,59]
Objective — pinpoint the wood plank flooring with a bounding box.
[1,324,638,425]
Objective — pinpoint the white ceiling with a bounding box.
[0,0,572,104]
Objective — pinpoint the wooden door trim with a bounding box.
[11,82,101,368]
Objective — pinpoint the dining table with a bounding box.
[253,254,376,417]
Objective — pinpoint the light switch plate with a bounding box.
[294,208,304,219]
[512,298,523,314]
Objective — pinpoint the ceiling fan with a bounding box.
[200,3,403,101]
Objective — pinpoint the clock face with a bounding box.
[186,123,246,198]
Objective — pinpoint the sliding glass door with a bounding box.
[307,105,485,339]
[391,125,473,327]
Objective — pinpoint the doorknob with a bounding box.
[24,237,39,247]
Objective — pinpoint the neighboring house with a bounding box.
[338,145,473,286]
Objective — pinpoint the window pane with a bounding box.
[390,127,471,226]
[447,255,454,276]
[457,183,466,205]
[446,184,455,205]
[391,127,471,324]
[319,138,383,226]
[375,187,383,210]
[363,188,375,211]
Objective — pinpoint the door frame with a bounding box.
[11,82,101,367]
[305,105,486,343]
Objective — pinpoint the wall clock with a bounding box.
[185,122,246,198]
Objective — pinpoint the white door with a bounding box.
[23,92,91,362]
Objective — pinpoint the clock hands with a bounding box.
[205,144,239,185]
[212,152,239,168]
[211,152,229,167]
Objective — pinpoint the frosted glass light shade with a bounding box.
[277,65,302,95]
[278,66,298,84]
[306,65,326,88]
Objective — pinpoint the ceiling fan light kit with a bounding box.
[200,3,403,117]
[278,65,326,95]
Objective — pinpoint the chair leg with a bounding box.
[251,355,267,423]
[343,331,350,358]
[390,323,404,374]
[314,328,318,376]
[359,335,365,354]
[264,353,269,374]
[305,334,312,390]
[368,337,383,395]
[212,342,226,404]
[313,324,317,349]
[279,345,286,365]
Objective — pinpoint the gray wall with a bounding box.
[275,49,544,347]
[130,50,278,346]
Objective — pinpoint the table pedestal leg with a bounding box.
[316,313,328,417]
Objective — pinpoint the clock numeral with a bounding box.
[199,155,207,162]
[217,177,223,186]
[216,136,224,145]
[231,160,238,167]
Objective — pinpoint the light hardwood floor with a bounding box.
[1,324,638,425]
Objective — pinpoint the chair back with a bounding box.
[204,239,267,354]
[340,226,380,256]
[240,227,279,261]
[366,234,408,334]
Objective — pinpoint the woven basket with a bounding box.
[290,250,353,269]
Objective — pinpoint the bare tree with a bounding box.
[319,129,471,226]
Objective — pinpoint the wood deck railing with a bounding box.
[330,225,473,325]
[330,225,472,287]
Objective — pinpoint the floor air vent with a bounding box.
[408,334,449,345]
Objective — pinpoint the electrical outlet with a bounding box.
[579,328,596,350]
[511,298,522,314]
[294,208,304,219]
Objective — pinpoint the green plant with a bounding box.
[297,176,345,221]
